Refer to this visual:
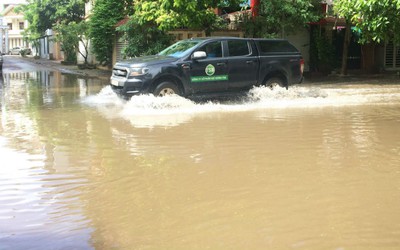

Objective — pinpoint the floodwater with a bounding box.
[1,69,400,250]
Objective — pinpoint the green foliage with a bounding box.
[54,21,90,64]
[334,0,400,44]
[20,48,28,57]
[264,0,321,37]
[240,15,279,38]
[239,0,321,38]
[18,0,85,35]
[133,0,237,34]
[17,1,52,34]
[21,30,41,57]
[310,31,337,73]
[18,0,85,62]
[219,0,247,14]
[117,19,173,58]
[89,0,133,66]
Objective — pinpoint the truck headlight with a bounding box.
[129,67,149,76]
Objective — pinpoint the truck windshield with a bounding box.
[158,40,202,58]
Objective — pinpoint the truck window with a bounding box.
[258,40,298,54]
[158,40,202,58]
[227,40,250,57]
[197,41,222,58]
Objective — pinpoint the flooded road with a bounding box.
[1,57,400,249]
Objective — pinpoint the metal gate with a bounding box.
[385,41,400,69]
[116,33,128,62]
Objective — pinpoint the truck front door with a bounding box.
[185,41,229,94]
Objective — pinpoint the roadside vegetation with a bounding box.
[17,0,400,74]
[334,0,400,75]
[18,0,85,63]
[89,0,134,66]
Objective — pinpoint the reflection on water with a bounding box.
[1,71,400,249]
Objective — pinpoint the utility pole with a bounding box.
[0,17,9,54]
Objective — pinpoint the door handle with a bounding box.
[246,60,255,64]
[217,62,226,66]
[181,63,190,69]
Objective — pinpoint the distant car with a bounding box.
[9,47,22,55]
[9,47,31,55]
[0,54,3,70]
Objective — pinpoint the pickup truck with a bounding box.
[110,37,304,98]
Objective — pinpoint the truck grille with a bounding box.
[112,68,128,77]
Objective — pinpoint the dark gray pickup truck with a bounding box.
[110,37,304,97]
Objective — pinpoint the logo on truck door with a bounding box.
[205,64,215,76]
[191,64,228,82]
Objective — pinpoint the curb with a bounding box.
[20,56,112,79]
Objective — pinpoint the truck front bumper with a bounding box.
[110,76,150,96]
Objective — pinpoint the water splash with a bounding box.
[83,84,400,127]
[84,86,123,104]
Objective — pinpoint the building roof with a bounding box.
[1,4,21,17]
[115,17,130,27]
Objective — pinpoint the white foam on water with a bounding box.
[81,86,125,106]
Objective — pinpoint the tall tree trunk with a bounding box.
[341,20,352,75]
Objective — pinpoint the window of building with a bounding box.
[7,23,12,30]
[19,22,24,30]
[385,41,400,69]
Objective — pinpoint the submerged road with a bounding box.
[1,54,400,250]
[2,55,52,73]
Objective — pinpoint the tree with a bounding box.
[19,28,40,57]
[88,0,133,66]
[334,0,361,75]
[336,0,400,44]
[54,21,90,64]
[261,0,321,37]
[133,0,245,35]
[239,0,321,38]
[117,18,173,58]
[19,0,85,35]
[18,0,85,62]
[117,0,245,59]
[334,0,400,74]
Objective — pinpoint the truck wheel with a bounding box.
[153,82,181,97]
[265,77,284,90]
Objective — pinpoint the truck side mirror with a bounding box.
[192,51,207,60]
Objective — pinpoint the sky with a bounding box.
[0,0,26,4]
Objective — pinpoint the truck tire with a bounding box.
[265,77,285,90]
[153,81,181,97]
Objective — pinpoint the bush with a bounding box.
[310,32,337,74]
[118,19,173,58]
[20,49,28,57]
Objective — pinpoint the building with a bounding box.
[0,2,29,54]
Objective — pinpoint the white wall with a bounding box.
[285,27,311,72]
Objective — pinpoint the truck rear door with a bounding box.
[225,40,258,91]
